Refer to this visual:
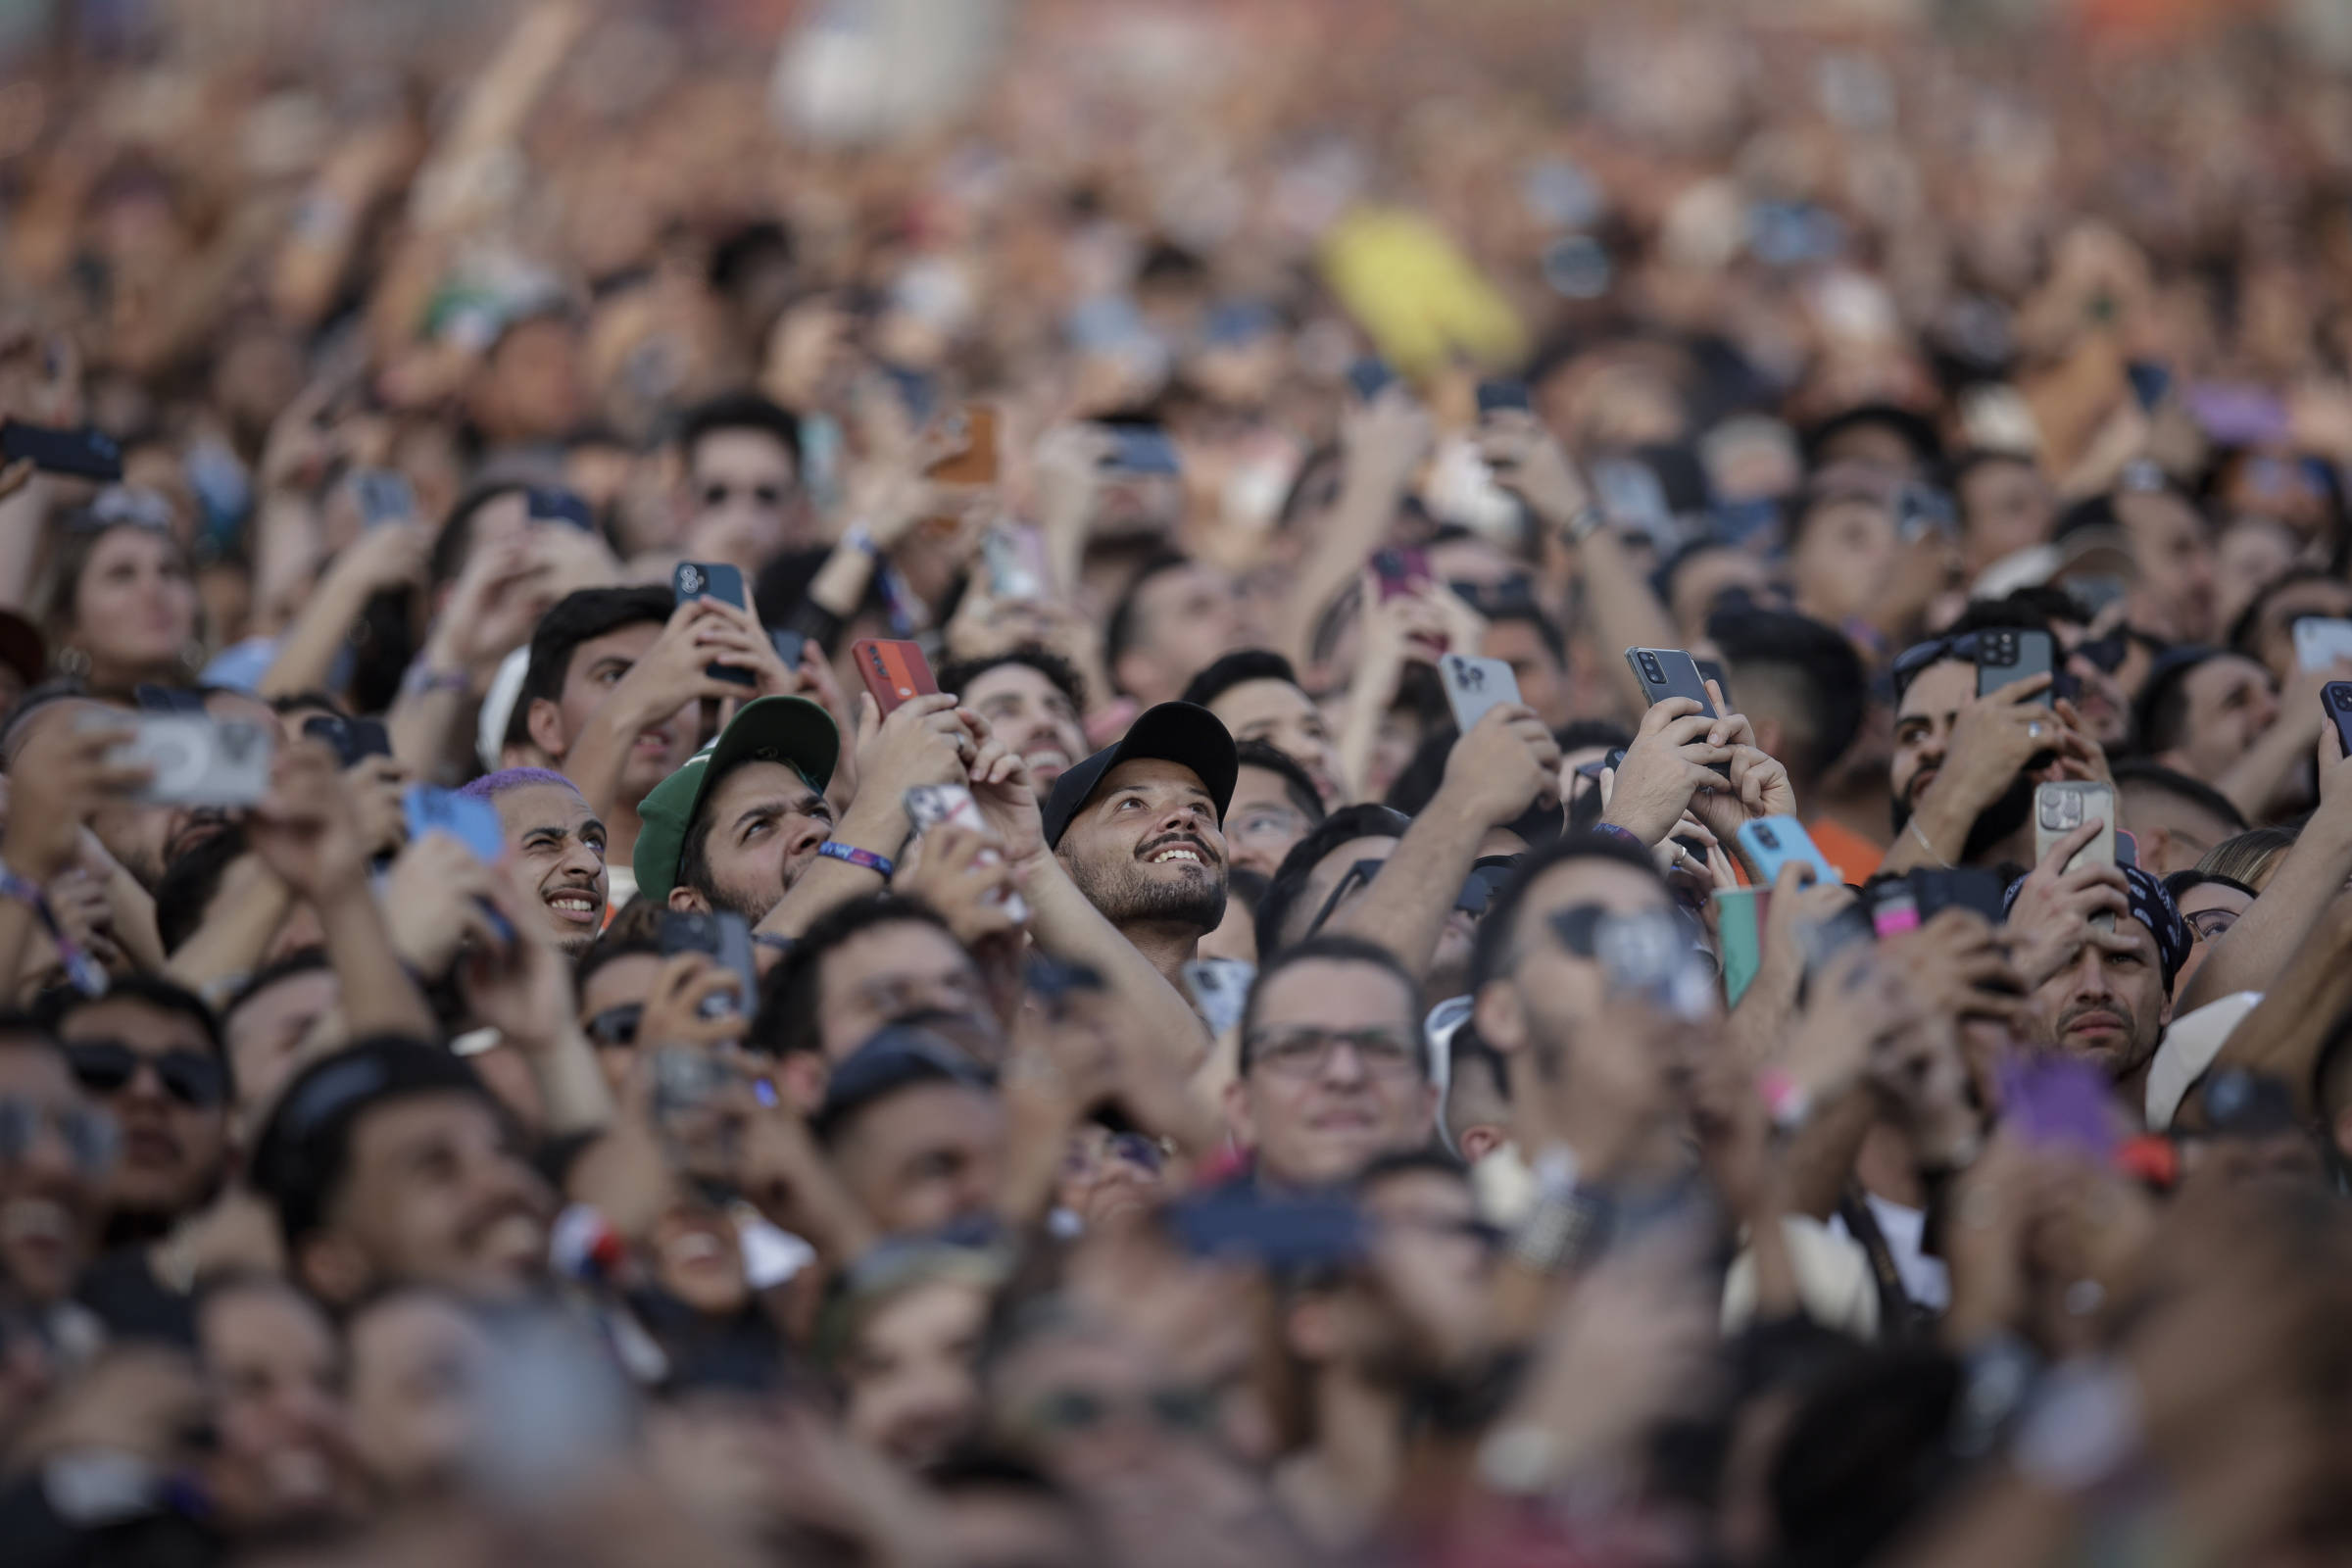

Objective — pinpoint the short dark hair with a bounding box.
[1946,448,2038,528]
[810,1027,994,1148]
[2225,565,2347,656]
[1705,607,1867,779]
[936,646,1087,715]
[1485,602,1568,668]
[2133,648,2221,758]
[39,970,226,1068]
[1468,831,1666,993]
[519,586,675,727]
[1984,585,2091,630]
[1555,719,1633,755]
[154,824,252,956]
[1104,551,1195,681]
[2112,760,2249,835]
[428,481,531,588]
[1253,805,1412,960]
[752,894,959,1060]
[677,391,803,476]
[1234,740,1325,828]
[1237,933,1426,1075]
[1180,649,1299,711]
[575,934,663,999]
[222,948,333,1029]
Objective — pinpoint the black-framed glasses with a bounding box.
[2184,907,2238,943]
[584,1004,644,1049]
[1244,1026,1423,1080]
[1018,1384,1218,1439]
[0,1096,117,1173]
[62,1040,225,1109]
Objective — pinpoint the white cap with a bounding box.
[477,645,533,774]
[2144,991,2265,1129]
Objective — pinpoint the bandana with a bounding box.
[2003,863,2191,989]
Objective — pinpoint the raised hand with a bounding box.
[246,742,371,906]
[1440,703,1563,828]
[1601,697,1734,846]
[3,713,148,881]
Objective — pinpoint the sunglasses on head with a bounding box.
[63,1040,225,1108]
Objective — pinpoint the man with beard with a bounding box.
[634,695,844,924]
[2006,857,2190,1106]
[0,1019,114,1345]
[1879,616,2107,875]
[251,1036,556,1308]
[939,648,1090,802]
[1044,703,1238,990]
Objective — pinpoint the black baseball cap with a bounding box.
[1041,701,1238,851]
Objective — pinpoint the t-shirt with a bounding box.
[1807,816,1885,886]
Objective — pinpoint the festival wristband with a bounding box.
[816,841,895,878]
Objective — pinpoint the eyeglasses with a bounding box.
[1063,1130,1175,1177]
[1226,804,1305,847]
[0,1096,117,1173]
[2072,632,2130,674]
[1245,1026,1422,1080]
[584,1004,644,1048]
[2184,907,2238,943]
[1016,1384,1218,1439]
[700,481,787,510]
[62,1040,226,1108]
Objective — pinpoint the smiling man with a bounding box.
[939,648,1089,800]
[1043,702,1238,988]
[458,769,610,955]
[634,695,841,924]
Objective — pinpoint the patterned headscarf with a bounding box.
[2004,862,2192,988]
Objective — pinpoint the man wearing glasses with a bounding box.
[1225,934,1437,1194]
[675,391,811,573]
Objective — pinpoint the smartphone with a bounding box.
[674,561,755,687]
[353,468,416,528]
[100,714,274,808]
[1475,378,1532,416]
[1974,627,2055,705]
[526,485,594,532]
[1438,653,1521,733]
[769,627,807,671]
[878,364,938,423]
[131,683,207,714]
[659,909,759,1022]
[1907,867,2007,925]
[1099,423,1181,477]
[905,782,1028,924]
[1800,902,1876,996]
[1998,1055,2119,1161]
[1870,880,1922,940]
[1347,358,1396,403]
[2125,360,2172,414]
[404,785,507,865]
[1165,1188,1366,1271]
[2293,617,2352,673]
[651,1045,738,1123]
[1895,482,1955,545]
[980,526,1047,603]
[925,404,1000,486]
[1182,957,1255,1038]
[1593,909,1713,1020]
[1736,817,1837,887]
[2034,782,2117,930]
[0,420,122,481]
[1712,887,1768,1008]
[1591,458,1671,539]
[1694,658,1732,710]
[1026,954,1105,1007]
[853,638,938,715]
[1624,647,1719,715]
[2115,830,2136,869]
[2326,682,2352,760]
[302,714,391,766]
[1371,548,1433,603]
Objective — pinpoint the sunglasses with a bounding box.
[2071,632,2130,674]
[585,1004,644,1048]
[700,481,787,510]
[0,1096,117,1173]
[63,1040,226,1108]
[1018,1384,1217,1439]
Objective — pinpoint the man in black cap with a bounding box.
[1041,702,1238,990]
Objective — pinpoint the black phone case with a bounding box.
[2325,683,2352,760]
[2,421,122,481]
[1975,628,2055,704]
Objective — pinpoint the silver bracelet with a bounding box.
[1907,815,1953,869]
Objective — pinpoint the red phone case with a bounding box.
[852,639,938,715]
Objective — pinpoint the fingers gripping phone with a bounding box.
[2325,682,2352,760]
[853,639,938,715]
[404,785,515,944]
[905,782,1028,925]
[674,561,755,687]
[2034,782,2117,930]
[1736,817,1837,887]
[659,909,759,1022]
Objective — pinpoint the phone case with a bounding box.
[1,420,122,481]
[926,405,1000,485]
[854,639,938,715]
[2034,782,2118,929]
[1475,378,1531,415]
[113,716,274,808]
[1712,888,1767,1008]
[1371,548,1432,602]
[1736,817,1837,887]
[354,469,415,527]
[905,784,1029,924]
[404,786,506,864]
[527,486,594,531]
[675,562,755,686]
[1438,654,1521,733]
[2325,682,2352,760]
[1975,628,2055,703]
[659,910,759,1020]
[1624,647,1719,714]
[2293,618,2352,673]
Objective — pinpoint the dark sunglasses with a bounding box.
[585,1004,644,1049]
[1888,631,1984,694]
[701,481,786,510]
[63,1040,226,1108]
[1308,855,1520,939]
[2072,632,2130,674]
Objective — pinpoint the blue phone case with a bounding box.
[1737,816,1837,886]
[404,786,506,865]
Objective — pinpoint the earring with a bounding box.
[53,646,88,679]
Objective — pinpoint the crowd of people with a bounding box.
[2,0,2352,1562]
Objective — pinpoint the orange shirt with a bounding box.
[1807,816,1885,887]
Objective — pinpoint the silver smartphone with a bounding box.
[1438,653,1521,733]
[96,713,275,808]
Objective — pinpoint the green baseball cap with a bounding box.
[632,696,840,905]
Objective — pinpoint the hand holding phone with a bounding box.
[659,909,759,1022]
[925,405,1001,486]
[905,782,1029,925]
[97,714,274,808]
[2324,681,2352,760]
[853,639,938,715]
[673,562,755,687]
[1736,817,1837,887]
[1438,654,1521,733]
[1,421,122,481]
[1976,628,2056,705]
[1624,647,1719,716]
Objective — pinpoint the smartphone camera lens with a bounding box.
[1755,826,1778,849]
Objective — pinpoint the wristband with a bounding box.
[843,521,883,560]
[1562,505,1605,545]
[551,1203,628,1284]
[752,932,797,956]
[1592,822,1646,850]
[816,841,895,879]
[1757,1068,1812,1133]
[400,662,470,700]
[0,859,106,997]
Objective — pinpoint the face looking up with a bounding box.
[673,760,835,922]
[488,780,608,954]
[962,662,1086,797]
[1056,759,1228,938]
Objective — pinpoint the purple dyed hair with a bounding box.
[457,766,578,802]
